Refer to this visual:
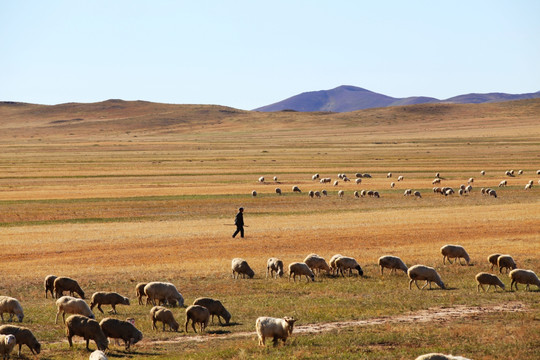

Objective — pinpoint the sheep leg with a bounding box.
[421,280,429,290]
[380,266,384,276]
[272,336,279,347]
[55,310,61,324]
[67,334,74,347]
[96,304,104,314]
[192,321,197,333]
[525,284,530,291]
[110,304,117,314]
[477,284,482,292]
[85,338,91,351]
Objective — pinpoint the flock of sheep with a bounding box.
[252,169,540,199]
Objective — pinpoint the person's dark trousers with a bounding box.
[232,226,244,238]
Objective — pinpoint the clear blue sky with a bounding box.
[1,1,539,110]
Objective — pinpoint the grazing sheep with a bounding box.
[329,254,343,275]
[343,176,350,182]
[44,274,57,299]
[403,189,412,196]
[505,170,514,177]
[387,172,392,178]
[251,190,257,197]
[497,255,517,274]
[90,292,130,314]
[0,297,23,323]
[408,265,445,290]
[360,189,366,197]
[320,178,331,184]
[397,175,404,181]
[335,256,364,277]
[89,350,108,360]
[0,334,16,360]
[433,187,442,194]
[231,258,255,279]
[333,180,339,186]
[266,257,284,279]
[0,325,40,357]
[458,188,465,196]
[525,183,532,190]
[288,262,315,282]
[55,296,94,324]
[338,190,344,198]
[258,176,264,183]
[480,170,485,175]
[373,191,380,198]
[292,186,301,193]
[415,354,471,360]
[460,184,466,191]
[475,272,505,292]
[509,269,540,291]
[314,191,321,198]
[444,188,454,196]
[487,253,502,270]
[378,255,408,275]
[488,189,497,198]
[193,297,231,325]
[440,244,470,266]
[468,177,474,184]
[414,191,422,198]
[144,282,184,307]
[363,173,372,178]
[518,170,523,175]
[354,191,359,198]
[312,174,319,180]
[273,176,278,182]
[432,178,441,184]
[275,188,282,195]
[256,316,296,347]
[465,185,472,193]
[308,190,314,198]
[99,317,142,350]
[135,283,147,305]
[304,254,330,275]
[355,173,363,178]
[65,314,108,351]
[355,178,362,184]
[185,305,210,333]
[435,172,440,178]
[321,189,328,196]
[390,182,395,188]
[54,277,85,299]
[150,306,179,331]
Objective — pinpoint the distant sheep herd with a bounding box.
[251,169,540,198]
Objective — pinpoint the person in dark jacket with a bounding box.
[232,207,244,238]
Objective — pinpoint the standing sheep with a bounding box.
[387,172,392,178]
[275,188,282,195]
[335,256,364,277]
[255,316,296,347]
[487,253,502,270]
[440,244,470,266]
[329,254,343,275]
[232,258,255,279]
[498,180,507,187]
[354,191,359,198]
[333,180,339,187]
[266,258,284,279]
[251,190,257,197]
[468,177,474,184]
[144,282,184,307]
[193,297,231,325]
[53,277,85,299]
[308,190,314,198]
[397,175,404,181]
[99,317,142,350]
[292,186,302,193]
[475,272,505,292]
[44,274,57,299]
[378,255,408,275]
[390,182,395,188]
[258,176,264,183]
[415,354,471,360]
[0,297,23,323]
[403,189,412,196]
[303,254,330,275]
[273,176,278,182]
[185,305,210,333]
[480,170,485,175]
[355,178,362,184]
[288,262,315,282]
[0,325,41,357]
[55,296,94,324]
[90,292,130,314]
[414,191,422,198]
[65,314,108,351]
[89,350,108,360]
[408,265,445,290]
[509,269,540,291]
[135,283,147,305]
[338,190,344,198]
[150,306,179,331]
[497,255,517,274]
[312,174,319,180]
[321,189,328,196]
[0,334,16,360]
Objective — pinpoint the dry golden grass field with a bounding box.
[0,99,539,359]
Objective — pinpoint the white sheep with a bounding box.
[466,185,472,193]
[408,265,445,290]
[475,272,505,292]
[390,182,395,188]
[0,297,23,323]
[275,188,282,195]
[360,190,366,197]
[435,172,440,178]
[397,175,404,181]
[497,255,517,274]
[288,262,314,282]
[312,174,319,180]
[251,190,257,197]
[403,189,412,196]
[0,334,16,360]
[333,180,339,187]
[308,190,314,198]
[524,183,532,190]
[55,296,94,324]
[354,191,359,198]
[415,354,471,360]
[432,178,441,184]
[335,256,363,277]
[231,258,255,279]
[255,316,296,347]
[467,177,474,184]
[329,254,343,275]
[266,258,284,279]
[292,186,301,193]
[509,269,540,291]
[480,170,485,175]
[355,178,362,184]
[498,180,507,187]
[378,255,408,275]
[440,244,470,266]
[487,253,502,270]
[320,178,331,184]
[89,350,108,360]
[518,170,523,175]
[338,190,344,198]
[273,176,278,182]
[387,172,392,178]
[258,176,264,183]
[303,254,330,275]
[144,282,184,307]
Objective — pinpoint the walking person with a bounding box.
[232,207,244,238]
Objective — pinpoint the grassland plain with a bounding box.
[0,99,539,359]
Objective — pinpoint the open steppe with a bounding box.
[0,99,539,359]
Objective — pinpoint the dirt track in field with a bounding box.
[148,301,527,344]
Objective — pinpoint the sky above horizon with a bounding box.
[1,1,539,110]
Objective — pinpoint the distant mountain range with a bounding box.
[254,85,540,112]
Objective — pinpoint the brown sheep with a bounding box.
[135,283,147,305]
[90,292,130,314]
[150,306,179,331]
[65,314,108,351]
[54,277,85,299]
[185,305,210,333]
[99,317,142,350]
[193,297,231,325]
[44,275,57,299]
[0,325,41,357]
